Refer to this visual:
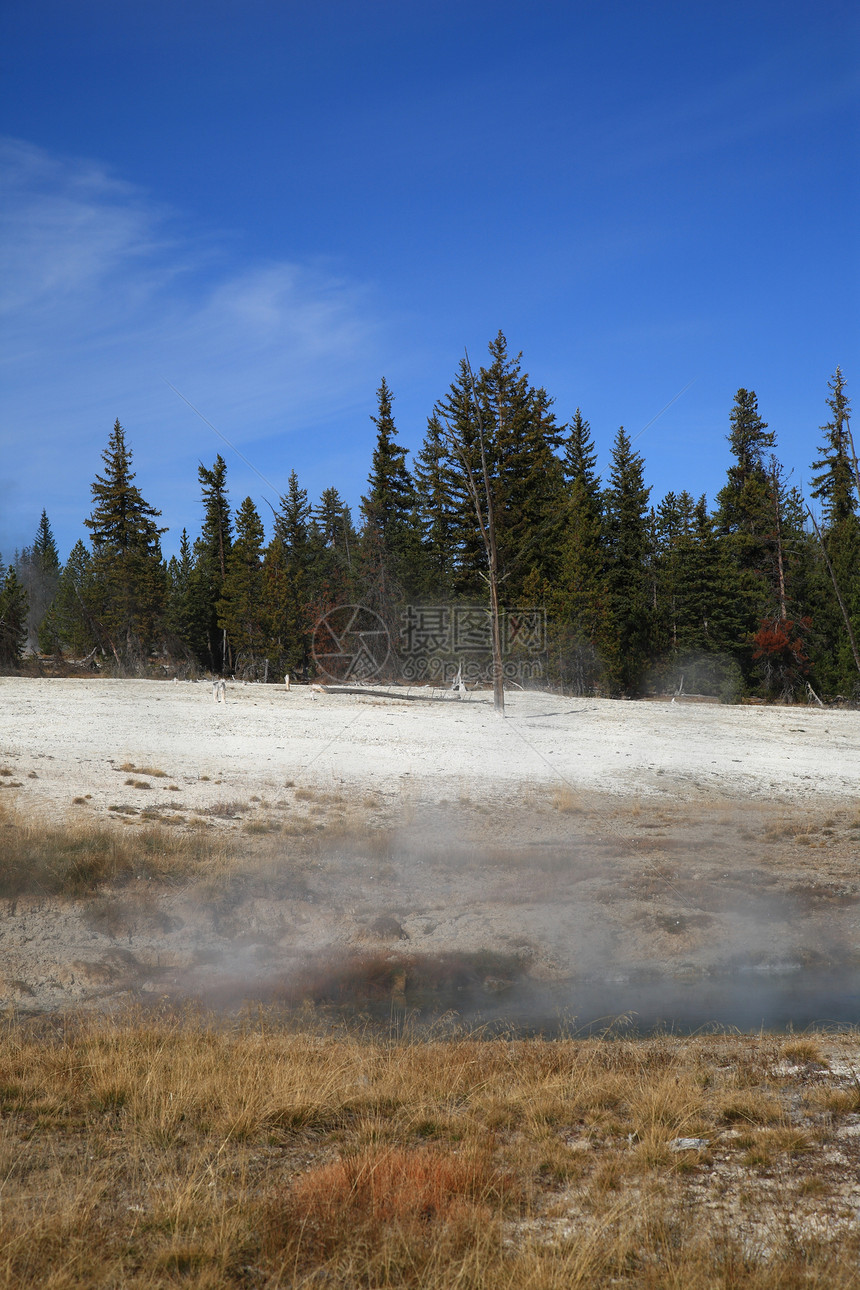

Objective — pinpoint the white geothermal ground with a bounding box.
[1,677,859,1022]
[2,676,859,812]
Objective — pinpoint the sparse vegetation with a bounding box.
[0,1012,857,1287]
[0,802,225,898]
[117,762,168,777]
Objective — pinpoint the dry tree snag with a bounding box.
[439,351,505,716]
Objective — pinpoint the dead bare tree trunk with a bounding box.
[770,459,788,621]
[439,352,505,715]
[807,505,860,677]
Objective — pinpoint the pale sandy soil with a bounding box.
[1,677,859,1022]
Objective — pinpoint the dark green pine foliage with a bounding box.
[164,529,197,655]
[433,335,564,602]
[715,390,776,536]
[313,488,356,573]
[33,510,61,570]
[17,510,61,652]
[601,428,653,695]
[550,410,605,693]
[188,456,232,671]
[50,540,97,656]
[0,560,28,666]
[476,333,565,601]
[217,497,266,667]
[653,495,747,699]
[309,487,357,616]
[360,378,420,600]
[433,359,488,597]
[714,390,781,644]
[652,490,695,658]
[413,415,459,597]
[809,368,860,692]
[812,368,856,526]
[84,420,166,665]
[264,471,315,675]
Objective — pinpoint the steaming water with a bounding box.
[462,968,860,1036]
[306,967,860,1036]
[200,950,860,1036]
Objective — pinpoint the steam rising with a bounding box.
[13,799,853,1034]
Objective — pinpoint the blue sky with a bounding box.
[1,0,857,560]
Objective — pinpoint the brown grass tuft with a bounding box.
[0,802,226,898]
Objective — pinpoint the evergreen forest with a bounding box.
[3,334,859,703]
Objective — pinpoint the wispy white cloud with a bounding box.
[0,138,389,557]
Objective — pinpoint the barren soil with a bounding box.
[2,677,859,1024]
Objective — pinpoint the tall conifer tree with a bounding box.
[360,378,419,599]
[50,540,97,656]
[189,455,232,671]
[601,428,652,694]
[218,497,266,665]
[809,368,860,691]
[413,415,459,597]
[164,529,196,655]
[17,510,61,652]
[0,564,28,665]
[549,410,605,692]
[84,419,166,664]
[264,471,314,674]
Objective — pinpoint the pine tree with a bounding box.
[33,510,60,572]
[84,419,166,664]
[808,369,860,693]
[360,378,420,599]
[313,487,355,571]
[433,335,564,602]
[16,510,61,652]
[218,497,266,667]
[715,390,777,558]
[188,455,232,671]
[433,359,488,597]
[653,496,748,699]
[476,333,564,599]
[309,487,358,628]
[50,539,97,656]
[811,367,856,525]
[601,428,652,694]
[716,390,776,531]
[413,415,459,597]
[164,529,196,654]
[0,564,28,666]
[551,410,605,692]
[713,391,789,678]
[265,471,315,675]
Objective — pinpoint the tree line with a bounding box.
[2,332,858,701]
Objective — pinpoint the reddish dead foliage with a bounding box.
[753,616,812,696]
[752,616,811,666]
[291,1145,507,1225]
[264,1144,515,1262]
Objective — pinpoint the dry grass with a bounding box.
[0,801,227,898]
[116,763,168,778]
[550,785,581,814]
[0,1012,857,1287]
